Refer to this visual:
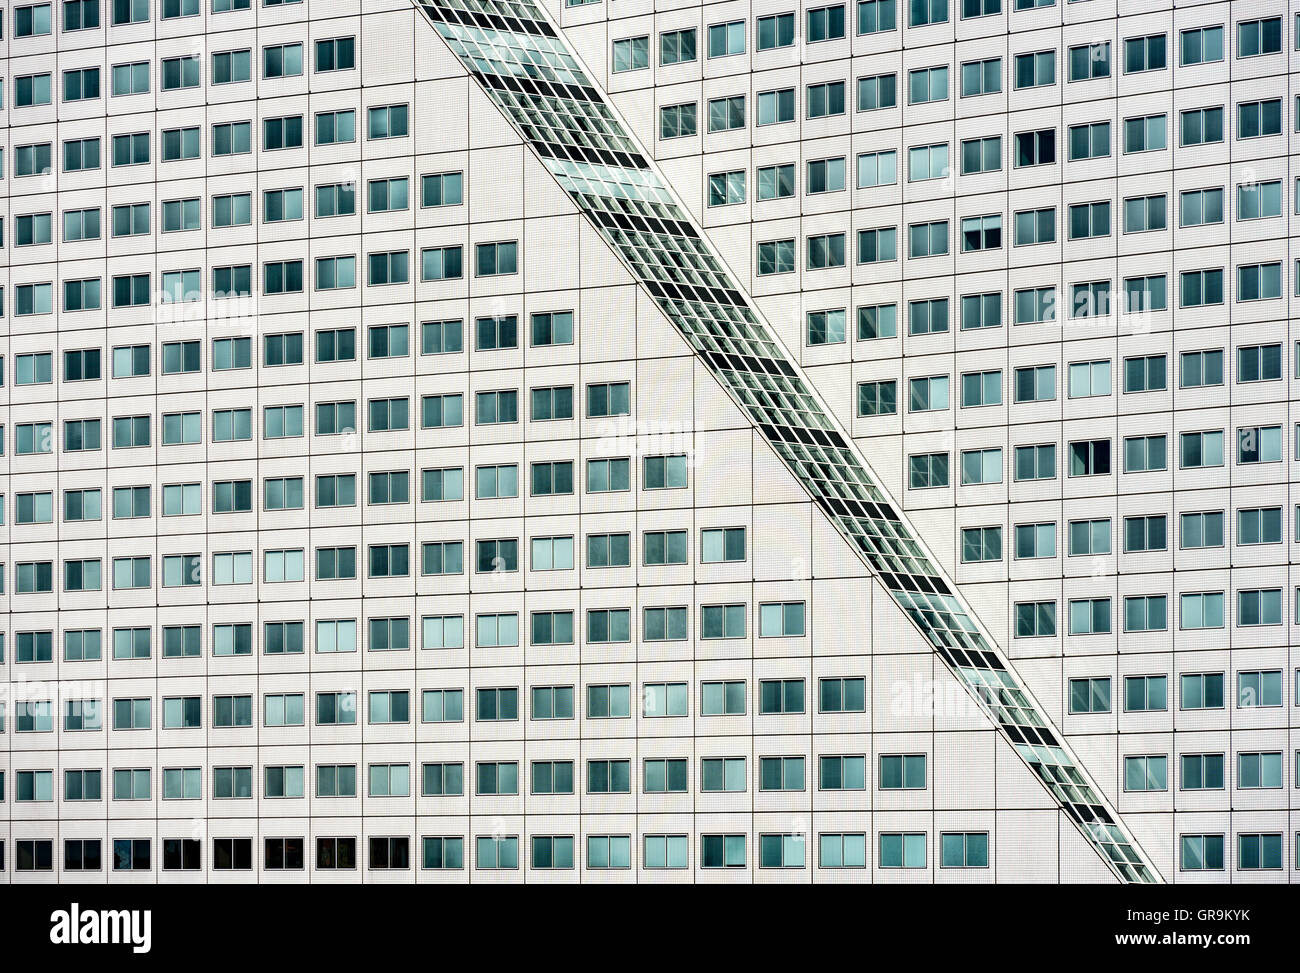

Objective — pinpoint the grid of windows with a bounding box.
[4,0,1294,886]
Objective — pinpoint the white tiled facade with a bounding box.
[0,0,1292,882]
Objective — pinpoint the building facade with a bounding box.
[0,0,1293,882]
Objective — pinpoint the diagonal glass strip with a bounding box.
[413,0,1162,884]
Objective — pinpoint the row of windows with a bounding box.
[8,533,1300,599]
[4,40,356,104]
[0,396,655,449]
[7,93,1290,167]
[5,573,1300,650]
[3,828,1288,872]
[6,0,1285,64]
[4,332,1291,393]
[2,532,755,591]
[1069,670,1291,714]
[7,748,1299,802]
[14,183,469,251]
[2,670,1297,735]
[6,113,409,176]
[662,74,1288,142]
[1011,589,1299,638]
[863,351,1289,413]
[0,829,999,872]
[10,684,877,743]
[4,0,294,39]
[14,182,462,241]
[0,466,693,527]
[11,180,467,254]
[1,246,536,314]
[2,343,629,393]
[0,0,1280,60]
[709,150,1289,226]
[602,2,1290,66]
[0,468,691,521]
[0,602,801,657]
[860,346,1293,410]
[758,222,1293,293]
[8,356,1291,454]
[0,324,570,384]
[6,505,1300,579]
[902,425,1297,491]
[9,483,1300,557]
[8,174,468,245]
[0,678,859,721]
[0,752,931,798]
[961,507,1300,562]
[10,248,1294,314]
[0,463,687,524]
[5,391,625,437]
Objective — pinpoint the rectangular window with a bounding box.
[707,20,745,57]
[757,12,795,49]
[1068,121,1110,161]
[857,380,897,417]
[1180,107,1224,146]
[960,57,1001,97]
[856,72,897,111]
[959,136,1001,175]
[908,452,949,489]
[1179,834,1223,871]
[1238,180,1282,220]
[756,88,794,125]
[1237,834,1282,871]
[806,81,845,118]
[707,170,745,207]
[857,303,897,340]
[1071,281,1111,318]
[856,227,897,264]
[1237,507,1282,546]
[961,448,1002,486]
[1014,601,1056,638]
[611,36,649,73]
[1124,114,1167,153]
[1180,592,1225,631]
[1013,50,1055,89]
[857,150,897,189]
[806,232,845,269]
[756,240,795,276]
[1013,208,1055,247]
[659,103,697,139]
[707,96,745,132]
[1069,677,1111,714]
[1238,17,1282,57]
[1180,188,1225,228]
[1181,25,1225,65]
[1237,670,1282,707]
[1238,425,1282,464]
[1124,755,1168,792]
[960,215,1001,251]
[659,28,696,65]
[367,105,409,140]
[1237,263,1282,302]
[879,833,926,869]
[908,375,949,411]
[1237,98,1282,139]
[909,222,949,259]
[908,66,948,104]
[1180,673,1224,710]
[1125,675,1167,713]
[1014,129,1056,169]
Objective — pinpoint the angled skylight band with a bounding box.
[413,0,1162,884]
